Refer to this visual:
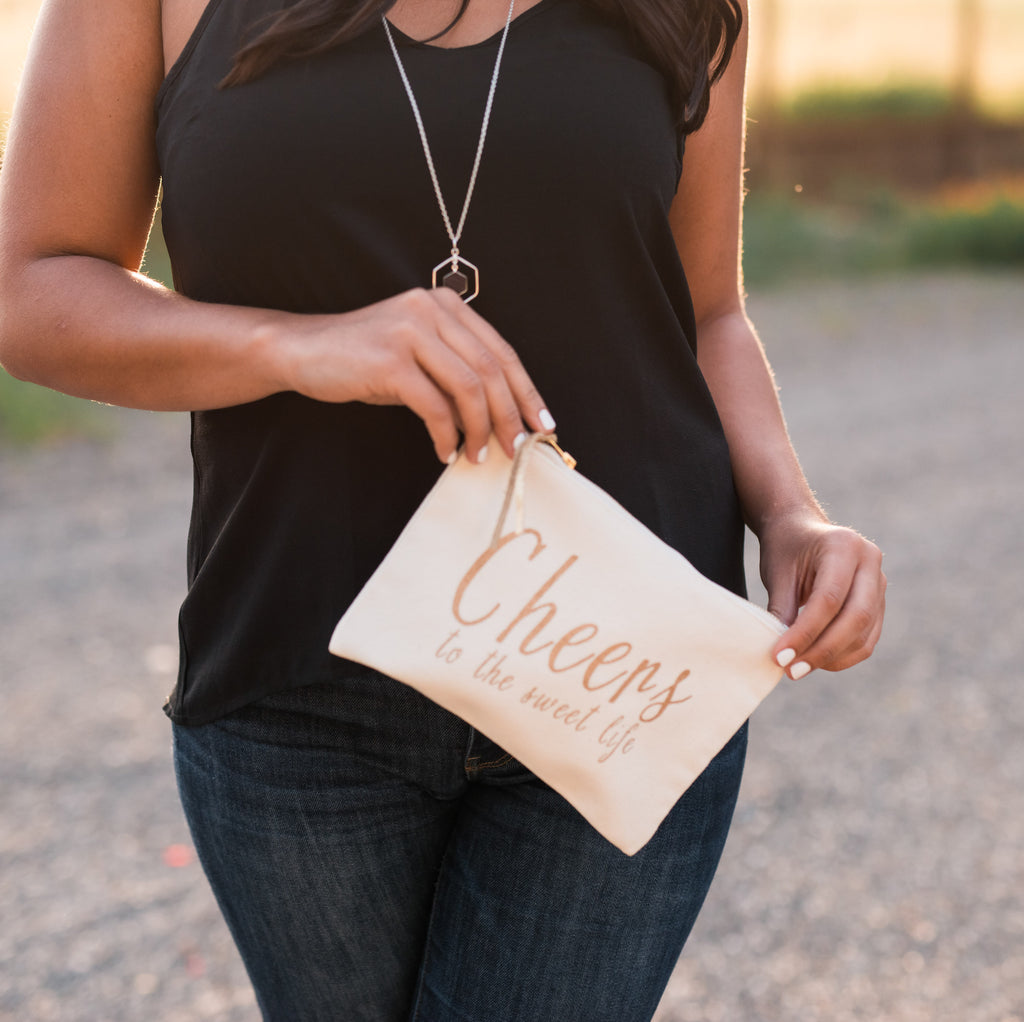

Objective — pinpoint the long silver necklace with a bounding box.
[382,0,517,303]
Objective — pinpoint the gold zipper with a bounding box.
[538,433,577,470]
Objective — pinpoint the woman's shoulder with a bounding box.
[0,0,166,280]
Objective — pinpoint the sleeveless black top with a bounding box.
[156,0,745,725]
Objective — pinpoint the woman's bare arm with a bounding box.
[0,0,552,464]
[670,0,885,678]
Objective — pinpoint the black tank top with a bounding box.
[156,0,745,725]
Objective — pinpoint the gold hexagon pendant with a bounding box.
[432,256,480,303]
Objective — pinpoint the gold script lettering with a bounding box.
[607,658,661,703]
[494,555,579,656]
[547,623,599,673]
[581,643,632,692]
[452,529,546,627]
[639,670,693,722]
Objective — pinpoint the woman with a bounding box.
[0,0,886,1019]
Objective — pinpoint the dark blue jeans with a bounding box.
[173,671,746,1022]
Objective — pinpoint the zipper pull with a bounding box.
[538,434,577,470]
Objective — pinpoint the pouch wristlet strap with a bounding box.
[489,433,575,548]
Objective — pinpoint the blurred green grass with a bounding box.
[0,370,110,445]
[0,213,170,446]
[780,82,956,122]
[743,186,1024,286]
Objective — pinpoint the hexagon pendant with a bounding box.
[432,256,480,303]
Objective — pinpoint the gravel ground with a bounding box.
[1,271,1022,1021]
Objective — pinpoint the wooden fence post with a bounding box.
[755,0,781,115]
[751,0,785,186]
[954,0,981,113]
[949,0,983,179]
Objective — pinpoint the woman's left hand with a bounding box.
[759,512,887,681]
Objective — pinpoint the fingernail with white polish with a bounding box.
[539,409,556,432]
[513,432,528,450]
[790,661,812,681]
[475,446,489,465]
[776,648,796,668]
[445,450,458,466]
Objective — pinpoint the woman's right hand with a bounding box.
[0,0,553,461]
[275,287,554,466]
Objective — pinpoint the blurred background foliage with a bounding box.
[1,0,1023,443]
[741,0,1024,283]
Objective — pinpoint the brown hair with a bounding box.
[222,0,743,135]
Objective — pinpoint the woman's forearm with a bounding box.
[696,308,828,535]
[0,254,291,410]
[0,252,553,462]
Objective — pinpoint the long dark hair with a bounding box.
[222,0,743,135]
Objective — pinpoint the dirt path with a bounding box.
[2,271,1022,1021]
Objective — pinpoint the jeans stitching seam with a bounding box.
[407,841,456,1022]
[477,753,513,771]
[462,726,478,780]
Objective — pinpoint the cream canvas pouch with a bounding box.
[329,433,785,855]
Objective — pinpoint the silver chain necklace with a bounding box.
[382,0,517,302]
